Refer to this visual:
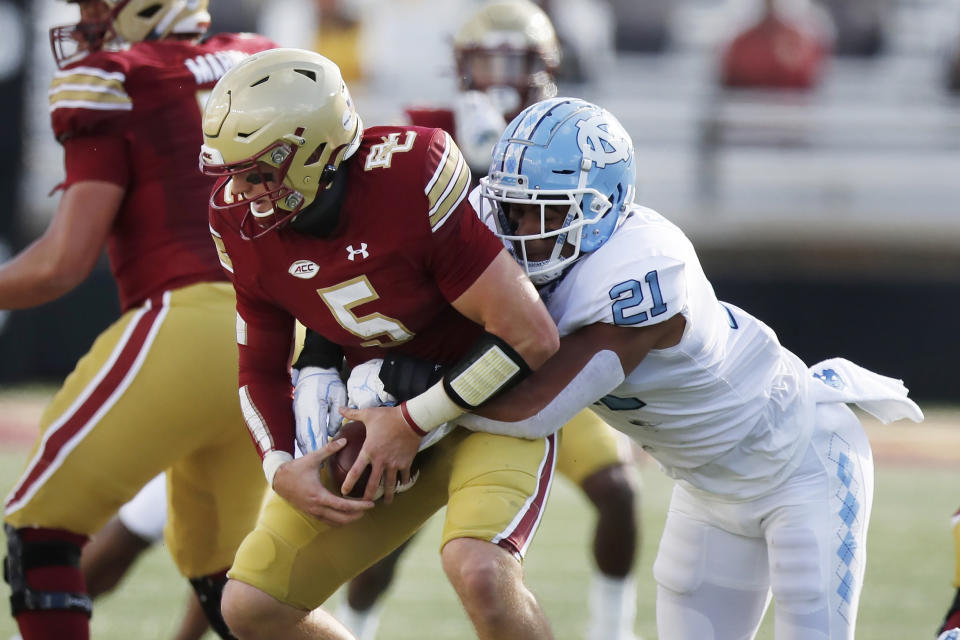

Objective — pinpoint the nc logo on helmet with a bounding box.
[575,115,631,168]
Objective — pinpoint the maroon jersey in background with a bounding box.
[49,33,276,311]
[210,126,503,458]
[404,106,456,137]
[720,16,828,90]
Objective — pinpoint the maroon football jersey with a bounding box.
[210,126,504,457]
[49,33,276,311]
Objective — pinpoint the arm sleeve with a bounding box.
[456,350,626,438]
[62,135,131,189]
[235,284,298,458]
[210,213,298,458]
[50,63,133,189]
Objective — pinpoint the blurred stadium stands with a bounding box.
[1,0,958,400]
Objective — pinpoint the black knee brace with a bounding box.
[3,524,92,617]
[189,571,237,639]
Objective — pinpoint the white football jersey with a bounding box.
[543,206,816,499]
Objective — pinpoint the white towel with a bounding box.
[808,358,924,424]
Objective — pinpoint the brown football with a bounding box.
[328,420,423,499]
[328,420,370,498]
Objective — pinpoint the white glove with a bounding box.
[292,366,347,454]
[453,90,507,176]
[346,359,397,409]
[348,358,455,453]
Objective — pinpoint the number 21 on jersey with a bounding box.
[609,270,667,325]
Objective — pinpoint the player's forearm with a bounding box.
[0,236,93,309]
[457,252,559,370]
[484,303,559,371]
[457,350,625,437]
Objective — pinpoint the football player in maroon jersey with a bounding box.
[200,48,560,640]
[333,3,642,640]
[0,2,275,638]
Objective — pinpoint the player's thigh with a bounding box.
[654,493,770,640]
[769,403,873,639]
[228,431,463,610]
[6,283,244,535]
[165,427,267,577]
[442,430,557,557]
[555,409,633,486]
[5,294,203,532]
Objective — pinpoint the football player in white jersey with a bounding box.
[341,97,925,639]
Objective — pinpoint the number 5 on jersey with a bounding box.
[318,276,414,347]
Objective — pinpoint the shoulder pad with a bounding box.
[423,129,471,233]
[49,65,131,114]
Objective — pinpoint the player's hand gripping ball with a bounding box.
[329,421,419,499]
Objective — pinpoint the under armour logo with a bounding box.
[813,368,845,390]
[576,114,631,168]
[346,243,369,261]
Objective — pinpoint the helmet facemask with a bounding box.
[50,0,211,68]
[50,1,120,68]
[480,171,613,285]
[201,135,353,240]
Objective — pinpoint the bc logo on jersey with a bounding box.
[575,115,631,168]
[365,132,417,170]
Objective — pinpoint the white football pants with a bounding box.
[653,402,874,640]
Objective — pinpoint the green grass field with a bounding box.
[0,411,958,639]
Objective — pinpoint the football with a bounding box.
[327,420,422,499]
[329,420,371,498]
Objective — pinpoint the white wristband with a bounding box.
[262,450,294,488]
[403,381,464,434]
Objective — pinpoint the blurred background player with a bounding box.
[327,3,641,640]
[404,0,559,177]
[720,0,832,90]
[0,2,275,638]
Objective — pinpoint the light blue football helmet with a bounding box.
[479,97,635,284]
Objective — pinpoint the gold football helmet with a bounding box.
[199,48,363,239]
[453,0,561,120]
[50,0,211,68]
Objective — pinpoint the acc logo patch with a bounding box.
[575,114,631,168]
[288,259,319,279]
